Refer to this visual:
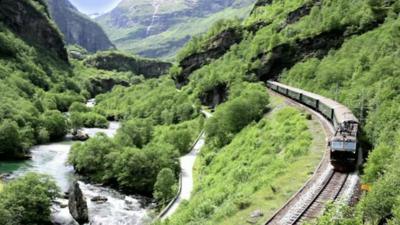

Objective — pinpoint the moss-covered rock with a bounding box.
[84,51,172,78]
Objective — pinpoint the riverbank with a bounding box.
[0,121,150,225]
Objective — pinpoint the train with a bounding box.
[267,81,359,171]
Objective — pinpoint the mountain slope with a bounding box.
[0,0,68,62]
[46,0,114,52]
[155,0,400,224]
[96,0,257,59]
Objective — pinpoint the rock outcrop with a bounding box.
[68,181,89,224]
[175,27,243,86]
[0,0,68,62]
[252,17,387,81]
[46,0,114,53]
[199,83,228,108]
[174,0,323,86]
[88,77,130,96]
[84,52,172,78]
[250,0,273,14]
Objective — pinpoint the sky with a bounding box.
[69,0,122,15]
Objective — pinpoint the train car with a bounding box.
[267,81,359,171]
[278,86,288,95]
[318,101,334,121]
[287,89,301,101]
[301,94,319,109]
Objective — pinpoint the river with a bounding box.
[0,100,150,225]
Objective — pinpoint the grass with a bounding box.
[161,94,325,225]
[0,181,3,192]
[219,95,326,224]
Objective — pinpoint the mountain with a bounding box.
[96,0,257,59]
[46,0,115,52]
[0,0,68,62]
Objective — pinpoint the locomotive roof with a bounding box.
[268,81,359,124]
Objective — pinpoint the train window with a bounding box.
[331,141,356,151]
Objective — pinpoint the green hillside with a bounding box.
[96,0,257,59]
[163,0,400,224]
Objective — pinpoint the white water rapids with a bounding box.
[8,100,150,225]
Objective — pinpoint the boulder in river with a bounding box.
[72,131,90,141]
[68,181,89,224]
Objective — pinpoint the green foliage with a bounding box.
[0,120,22,156]
[154,168,178,205]
[0,173,59,225]
[111,143,178,195]
[205,82,269,147]
[115,119,153,148]
[39,110,68,141]
[152,119,202,155]
[96,1,254,59]
[281,15,400,224]
[69,112,109,132]
[69,102,90,113]
[69,118,202,196]
[163,107,312,225]
[311,203,362,225]
[95,77,199,124]
[0,23,94,157]
[69,133,117,181]
[177,18,242,61]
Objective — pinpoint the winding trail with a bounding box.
[160,110,212,220]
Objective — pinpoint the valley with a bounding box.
[1,0,400,225]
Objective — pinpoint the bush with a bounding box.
[69,102,90,113]
[115,119,153,148]
[70,112,108,132]
[69,133,116,182]
[154,168,178,205]
[205,82,269,147]
[0,119,21,156]
[0,173,59,225]
[40,110,68,140]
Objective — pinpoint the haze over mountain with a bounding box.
[96,0,257,59]
[46,0,115,52]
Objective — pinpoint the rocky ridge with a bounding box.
[0,0,68,62]
[46,0,114,53]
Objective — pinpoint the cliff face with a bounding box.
[84,52,172,78]
[0,0,68,62]
[96,0,256,58]
[46,0,114,53]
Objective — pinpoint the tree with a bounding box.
[69,112,84,134]
[0,119,21,156]
[40,110,68,140]
[0,173,59,225]
[164,129,193,154]
[69,133,116,182]
[115,119,153,148]
[153,168,177,205]
[69,102,90,113]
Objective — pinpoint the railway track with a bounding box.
[265,89,355,225]
[290,172,349,224]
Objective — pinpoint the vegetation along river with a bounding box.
[0,100,150,225]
